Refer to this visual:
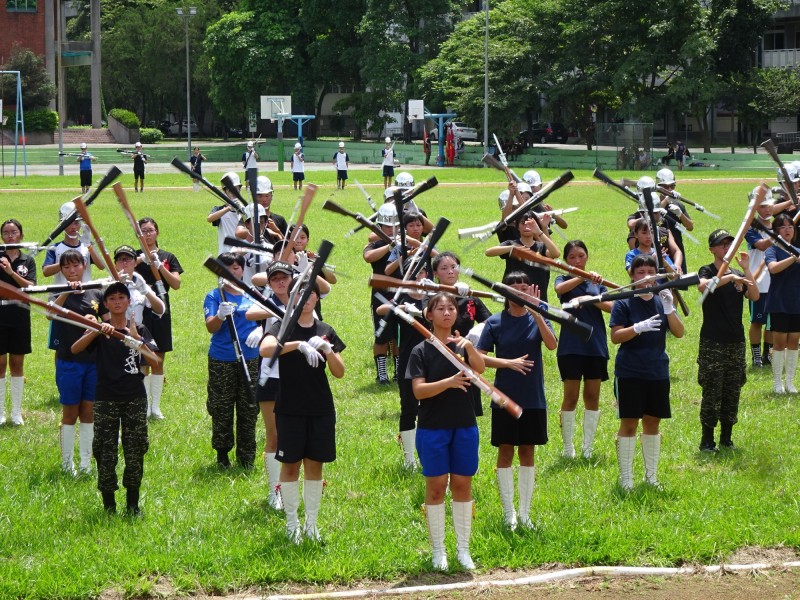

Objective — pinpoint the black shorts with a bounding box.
[80,170,92,187]
[293,172,305,182]
[491,407,548,447]
[257,377,280,403]
[337,169,348,181]
[750,295,769,325]
[371,299,397,344]
[614,377,671,419]
[133,167,145,179]
[382,165,395,177]
[143,310,171,353]
[48,319,62,351]
[275,413,336,463]
[0,323,31,355]
[768,312,800,333]
[557,354,609,382]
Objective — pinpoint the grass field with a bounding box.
[0,167,798,598]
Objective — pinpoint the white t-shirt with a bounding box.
[243,150,258,170]
[217,210,241,255]
[334,151,349,170]
[381,147,394,166]
[292,152,304,173]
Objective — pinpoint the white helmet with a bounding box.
[498,190,511,210]
[636,176,656,193]
[792,160,800,173]
[80,142,87,150]
[384,186,401,201]
[338,141,345,148]
[294,142,302,150]
[404,199,421,216]
[256,176,273,195]
[395,172,414,188]
[376,203,399,227]
[656,168,676,186]
[385,137,391,144]
[777,165,800,183]
[750,185,774,204]
[517,182,533,196]
[59,201,77,222]
[244,203,266,221]
[522,170,542,187]
[221,171,241,188]
[135,142,142,147]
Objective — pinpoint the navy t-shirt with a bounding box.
[609,295,670,380]
[498,239,550,302]
[765,245,800,314]
[555,275,609,358]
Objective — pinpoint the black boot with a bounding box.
[699,425,717,452]
[217,449,231,469]
[126,487,141,516]
[102,491,116,514]
[719,423,735,449]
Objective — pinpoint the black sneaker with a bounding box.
[376,376,391,386]
[752,357,762,368]
[719,439,736,450]
[699,439,717,452]
[217,450,231,469]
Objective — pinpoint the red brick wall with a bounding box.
[0,7,47,63]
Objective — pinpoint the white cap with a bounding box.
[395,172,414,188]
[294,142,302,150]
[517,182,533,196]
[498,190,510,210]
[376,203,399,226]
[244,203,266,221]
[656,168,676,185]
[636,176,656,193]
[80,143,87,149]
[221,171,241,188]
[59,201,77,222]
[135,142,142,147]
[256,176,273,195]
[384,186,400,200]
[522,170,542,186]
[751,185,774,204]
[338,141,345,148]
[385,137,391,144]
[247,141,254,148]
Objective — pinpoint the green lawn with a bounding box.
[0,169,797,598]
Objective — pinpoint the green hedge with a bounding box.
[108,108,141,129]
[139,127,163,144]
[1,108,58,132]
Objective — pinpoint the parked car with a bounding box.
[430,121,478,141]
[168,119,199,135]
[158,120,173,135]
[519,122,569,145]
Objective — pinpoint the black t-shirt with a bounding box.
[454,296,491,337]
[133,153,146,172]
[89,324,155,401]
[498,239,550,302]
[396,294,429,371]
[699,263,747,343]
[365,239,396,303]
[407,340,478,429]
[0,252,36,328]
[190,154,204,175]
[135,248,183,310]
[268,320,345,416]
[57,290,107,362]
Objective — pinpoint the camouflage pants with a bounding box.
[93,395,149,493]
[207,357,259,464]
[697,338,746,428]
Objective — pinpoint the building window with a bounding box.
[764,30,785,51]
[7,0,37,11]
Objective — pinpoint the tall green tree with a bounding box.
[1,45,56,109]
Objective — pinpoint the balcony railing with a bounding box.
[762,49,800,67]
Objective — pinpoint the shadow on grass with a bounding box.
[543,453,610,476]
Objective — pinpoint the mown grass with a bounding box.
[0,170,797,598]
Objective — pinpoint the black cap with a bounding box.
[267,261,294,279]
[114,245,137,259]
[708,229,734,247]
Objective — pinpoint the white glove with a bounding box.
[466,322,485,346]
[295,251,309,273]
[401,302,423,317]
[297,341,321,367]
[420,278,435,288]
[132,273,149,295]
[454,281,470,296]
[633,314,662,334]
[80,225,92,246]
[659,289,675,315]
[216,302,236,320]
[150,250,163,271]
[119,271,132,284]
[667,204,682,218]
[672,190,682,199]
[307,335,333,355]
[245,326,263,349]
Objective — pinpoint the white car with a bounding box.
[168,119,199,135]
[430,121,478,141]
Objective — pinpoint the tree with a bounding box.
[737,67,800,147]
[1,45,56,110]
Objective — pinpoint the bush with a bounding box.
[1,108,58,132]
[108,108,141,129]
[139,127,163,144]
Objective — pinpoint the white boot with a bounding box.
[616,435,636,491]
[517,466,536,529]
[143,374,152,418]
[303,479,324,541]
[149,374,165,419]
[424,503,448,570]
[560,410,576,458]
[265,453,283,510]
[452,500,475,570]
[399,429,418,470]
[582,410,600,459]
[785,350,798,393]
[641,433,661,487]
[279,481,302,544]
[78,423,94,474]
[495,467,517,530]
[10,376,24,425]
[0,378,6,425]
[772,350,786,394]
[60,424,77,476]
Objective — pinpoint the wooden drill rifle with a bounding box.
[171,158,248,220]
[562,273,701,309]
[72,198,121,281]
[509,246,621,289]
[761,139,799,207]
[322,200,395,246]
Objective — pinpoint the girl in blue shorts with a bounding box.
[610,254,684,491]
[408,292,484,571]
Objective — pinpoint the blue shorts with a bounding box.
[382,165,395,177]
[750,294,769,326]
[416,426,479,477]
[56,359,97,405]
[337,169,348,181]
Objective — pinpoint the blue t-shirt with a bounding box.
[554,275,609,358]
[203,289,259,362]
[609,295,670,380]
[78,154,93,171]
[765,245,800,314]
[476,310,551,410]
[624,247,675,272]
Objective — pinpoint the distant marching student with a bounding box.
[381,137,395,189]
[333,142,350,190]
[292,143,305,191]
[132,142,147,193]
[242,141,260,198]
[76,143,96,193]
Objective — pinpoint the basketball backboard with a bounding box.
[261,96,292,123]
[408,100,424,120]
